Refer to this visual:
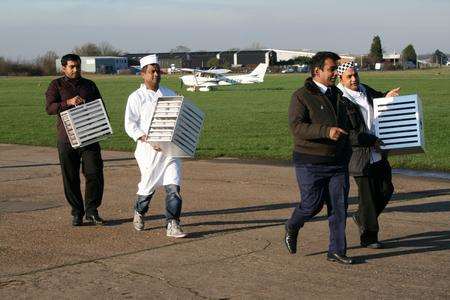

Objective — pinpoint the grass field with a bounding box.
[1,68,449,171]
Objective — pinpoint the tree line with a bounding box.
[0,42,121,76]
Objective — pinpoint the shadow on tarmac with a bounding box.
[95,187,450,263]
[355,230,450,261]
[101,188,450,260]
[306,230,450,264]
[348,188,450,205]
[105,188,450,228]
[385,200,450,213]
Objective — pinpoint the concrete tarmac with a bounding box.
[0,144,449,299]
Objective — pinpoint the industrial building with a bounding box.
[56,50,355,74]
[125,49,354,69]
[55,56,128,74]
[125,49,300,68]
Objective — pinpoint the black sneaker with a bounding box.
[86,214,105,225]
[284,224,299,254]
[72,215,83,226]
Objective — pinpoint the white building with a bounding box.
[268,49,316,62]
[383,52,401,65]
[268,49,355,63]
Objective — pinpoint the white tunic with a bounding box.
[337,83,382,164]
[124,84,181,196]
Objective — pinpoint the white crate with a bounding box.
[373,94,424,155]
[148,96,204,157]
[60,99,113,148]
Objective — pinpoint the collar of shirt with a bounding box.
[63,76,81,84]
[344,87,362,100]
[139,84,161,98]
[312,80,330,94]
[344,84,366,98]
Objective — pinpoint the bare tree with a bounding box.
[73,43,101,56]
[430,49,448,65]
[98,41,122,56]
[36,50,59,75]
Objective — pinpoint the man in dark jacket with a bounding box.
[337,61,399,248]
[45,54,105,226]
[284,52,357,264]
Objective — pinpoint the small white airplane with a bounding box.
[179,63,268,92]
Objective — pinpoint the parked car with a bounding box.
[281,66,295,73]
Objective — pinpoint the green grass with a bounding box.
[1,68,449,171]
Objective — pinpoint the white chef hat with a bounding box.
[140,54,159,69]
[337,61,356,75]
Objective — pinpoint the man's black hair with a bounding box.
[310,51,340,77]
[61,54,81,67]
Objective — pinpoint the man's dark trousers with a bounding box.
[287,161,350,255]
[57,141,104,217]
[354,159,393,244]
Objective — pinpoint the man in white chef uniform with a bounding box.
[125,54,187,238]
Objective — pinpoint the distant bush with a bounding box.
[0,57,43,76]
[0,50,59,76]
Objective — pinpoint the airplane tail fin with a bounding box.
[249,63,268,82]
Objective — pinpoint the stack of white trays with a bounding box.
[60,99,113,148]
[373,94,425,155]
[148,96,205,158]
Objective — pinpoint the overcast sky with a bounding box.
[1,0,449,60]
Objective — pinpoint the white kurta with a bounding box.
[337,83,382,164]
[125,84,181,196]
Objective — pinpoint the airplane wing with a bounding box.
[203,69,231,75]
[180,68,231,75]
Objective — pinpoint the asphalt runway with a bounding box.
[1,144,449,299]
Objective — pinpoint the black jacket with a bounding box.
[344,84,388,176]
[289,77,359,164]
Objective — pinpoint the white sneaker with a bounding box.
[166,219,187,238]
[133,211,144,231]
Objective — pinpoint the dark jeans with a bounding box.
[354,159,394,244]
[135,185,182,221]
[287,162,350,255]
[57,141,104,217]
